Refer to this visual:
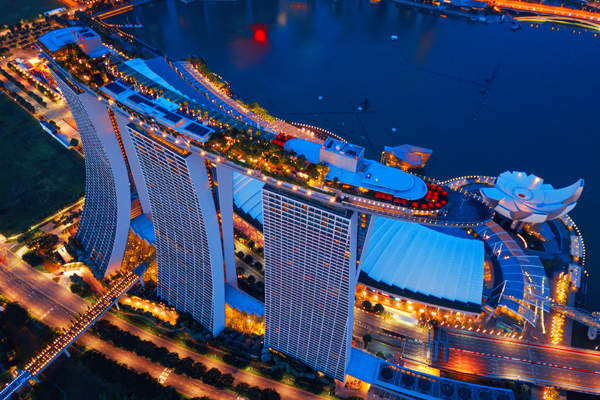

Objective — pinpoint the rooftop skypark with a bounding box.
[96,58,495,227]
[37,26,494,228]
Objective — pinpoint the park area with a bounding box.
[0,93,84,237]
[0,0,65,26]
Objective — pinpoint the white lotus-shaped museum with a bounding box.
[480,171,584,223]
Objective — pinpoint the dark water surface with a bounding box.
[109,0,600,312]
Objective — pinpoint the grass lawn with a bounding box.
[0,93,85,237]
[0,0,65,27]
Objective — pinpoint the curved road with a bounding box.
[0,255,322,400]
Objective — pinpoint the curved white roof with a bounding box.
[233,172,265,224]
[361,217,484,306]
[284,138,427,200]
[480,171,584,223]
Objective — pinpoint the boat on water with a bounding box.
[510,23,522,31]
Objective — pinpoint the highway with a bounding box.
[0,256,322,400]
[354,308,600,394]
[494,0,600,26]
[4,247,600,395]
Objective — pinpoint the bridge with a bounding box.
[514,15,600,30]
[550,302,600,330]
[493,0,600,29]
[0,263,147,400]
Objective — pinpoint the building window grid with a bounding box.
[263,189,352,381]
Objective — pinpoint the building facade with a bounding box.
[126,124,225,335]
[48,63,131,279]
[262,188,358,380]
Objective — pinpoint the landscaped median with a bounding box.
[90,319,283,400]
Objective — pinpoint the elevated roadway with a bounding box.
[354,310,600,395]
[0,263,146,400]
[0,251,327,400]
[494,0,600,28]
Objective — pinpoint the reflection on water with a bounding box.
[108,0,600,312]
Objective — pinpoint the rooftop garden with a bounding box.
[206,129,329,187]
[185,56,226,89]
[52,43,110,87]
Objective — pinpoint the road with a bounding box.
[0,257,323,400]
[494,0,600,25]
[355,308,600,394]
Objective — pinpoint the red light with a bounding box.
[253,28,267,42]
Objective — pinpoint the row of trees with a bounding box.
[91,321,282,399]
[361,300,385,314]
[234,382,281,400]
[236,251,263,271]
[77,349,181,400]
[92,321,231,388]
[0,68,25,91]
[3,87,36,113]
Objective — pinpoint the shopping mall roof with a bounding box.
[361,217,484,307]
[233,172,265,224]
[130,214,156,245]
[284,138,427,200]
[225,283,265,317]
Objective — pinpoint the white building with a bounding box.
[126,124,226,335]
[48,62,131,279]
[262,188,359,380]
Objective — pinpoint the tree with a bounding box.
[361,300,372,310]
[244,254,254,265]
[363,334,372,349]
[247,275,256,285]
[29,233,59,253]
[220,373,235,387]
[237,266,245,276]
[202,368,223,388]
[69,138,79,147]
[175,356,195,375]
[236,251,244,259]
[253,261,263,271]
[373,303,385,314]
[248,240,255,248]
[261,388,281,400]
[545,387,559,400]
[22,250,44,267]
[190,361,207,379]
[247,386,263,400]
[2,302,30,325]
[236,382,251,396]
